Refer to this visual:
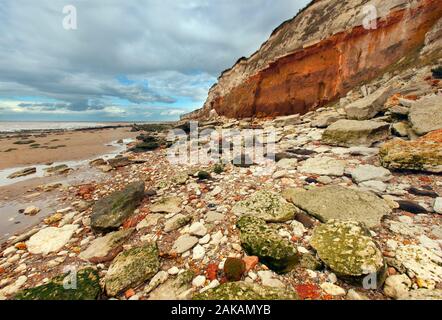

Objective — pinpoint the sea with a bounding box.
[0,121,159,133]
[0,121,112,133]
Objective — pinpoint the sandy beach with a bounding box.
[0,126,140,242]
[0,127,138,170]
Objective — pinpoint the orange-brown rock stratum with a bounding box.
[192,0,442,119]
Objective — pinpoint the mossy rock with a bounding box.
[193,281,299,300]
[237,216,299,273]
[310,220,386,287]
[91,181,145,233]
[224,258,246,281]
[213,164,224,174]
[233,190,298,223]
[13,140,36,145]
[299,253,323,271]
[15,268,101,300]
[171,172,189,185]
[197,171,211,180]
[131,141,160,152]
[105,243,160,297]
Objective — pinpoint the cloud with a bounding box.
[0,0,310,120]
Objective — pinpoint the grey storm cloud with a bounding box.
[0,0,310,115]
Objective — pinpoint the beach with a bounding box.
[0,112,441,300]
[0,127,138,170]
[0,125,140,242]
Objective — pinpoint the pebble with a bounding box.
[23,206,40,216]
[167,267,180,275]
[192,275,206,287]
[189,222,208,237]
[198,234,211,245]
[192,245,206,260]
[320,283,346,296]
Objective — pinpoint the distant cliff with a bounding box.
[187,0,442,120]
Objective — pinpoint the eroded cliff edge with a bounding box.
[190,0,442,119]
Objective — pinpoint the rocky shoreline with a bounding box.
[0,62,441,300]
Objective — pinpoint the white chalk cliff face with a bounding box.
[189,0,442,119]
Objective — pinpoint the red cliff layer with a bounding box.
[202,0,442,119]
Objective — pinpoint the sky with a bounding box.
[0,0,310,122]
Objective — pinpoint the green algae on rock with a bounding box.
[104,243,160,297]
[233,190,299,223]
[193,281,299,300]
[237,216,299,273]
[15,268,101,300]
[310,220,386,287]
[91,181,145,233]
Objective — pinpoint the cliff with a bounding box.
[193,0,442,119]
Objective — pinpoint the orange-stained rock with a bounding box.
[243,256,259,272]
[295,284,322,300]
[380,129,442,173]
[190,0,442,120]
[124,289,135,299]
[206,263,219,281]
[15,242,27,251]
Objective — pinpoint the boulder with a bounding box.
[23,206,40,216]
[150,197,182,214]
[7,167,36,179]
[391,245,442,289]
[104,243,160,297]
[79,229,135,263]
[90,181,145,233]
[283,186,391,228]
[384,274,412,299]
[409,95,442,135]
[298,156,346,176]
[232,190,299,223]
[345,86,393,120]
[147,270,194,300]
[108,157,132,168]
[15,268,100,300]
[396,200,428,214]
[171,235,199,254]
[273,115,301,127]
[26,225,79,255]
[380,129,442,173]
[136,214,164,230]
[44,164,71,176]
[193,281,298,300]
[322,120,390,147]
[237,216,299,273]
[311,220,386,286]
[349,165,392,183]
[391,122,410,137]
[311,111,343,128]
[164,214,191,233]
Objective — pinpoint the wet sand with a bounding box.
[0,127,138,170]
[0,126,139,242]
